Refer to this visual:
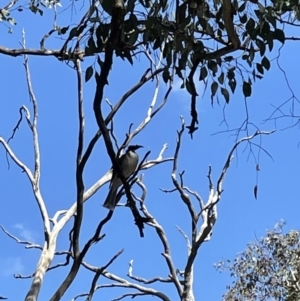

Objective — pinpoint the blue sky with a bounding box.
[0,2,300,301]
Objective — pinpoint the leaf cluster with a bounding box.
[217,221,300,301]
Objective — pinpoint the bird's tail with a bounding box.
[103,185,118,211]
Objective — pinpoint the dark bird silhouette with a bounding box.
[103,145,143,210]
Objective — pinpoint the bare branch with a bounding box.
[22,31,41,185]
[72,58,85,260]
[183,186,205,211]
[85,249,124,301]
[0,225,33,246]
[19,30,50,301]
[50,210,67,225]
[181,130,275,301]
[142,144,171,169]
[128,260,172,284]
[216,130,275,197]
[111,292,147,301]
[40,29,57,51]
[175,226,191,251]
[102,271,172,301]
[0,137,34,182]
[7,105,31,144]
[171,117,198,227]
[136,181,183,297]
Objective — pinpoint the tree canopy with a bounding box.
[2,0,300,133]
[217,221,300,301]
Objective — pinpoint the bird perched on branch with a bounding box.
[103,145,143,211]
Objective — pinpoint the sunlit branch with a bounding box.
[128,260,172,284]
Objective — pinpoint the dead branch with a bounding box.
[127,260,172,284]
[171,117,198,227]
[7,105,31,144]
[3,30,51,301]
[111,292,147,301]
[0,137,34,182]
[102,271,172,301]
[85,249,124,301]
[181,129,275,301]
[136,180,183,297]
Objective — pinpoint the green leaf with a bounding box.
[266,12,276,29]
[127,0,136,13]
[248,42,255,64]
[218,72,224,84]
[206,23,214,35]
[256,63,264,74]
[89,17,101,23]
[240,14,247,24]
[198,17,207,30]
[163,41,170,59]
[162,68,170,83]
[246,18,255,32]
[97,55,103,68]
[199,66,208,81]
[85,65,94,82]
[162,0,169,12]
[252,69,256,83]
[127,28,138,46]
[257,2,265,13]
[266,34,274,51]
[256,39,266,56]
[261,21,270,38]
[224,56,234,62]
[186,79,194,95]
[227,67,236,79]
[1,9,10,16]
[211,81,218,97]
[101,0,112,15]
[242,81,252,97]
[153,37,162,50]
[58,26,69,35]
[123,52,133,65]
[273,28,285,43]
[254,184,258,199]
[221,87,230,103]
[179,52,188,70]
[208,60,218,76]
[69,27,78,40]
[296,9,300,21]
[179,16,191,30]
[88,37,97,51]
[238,2,246,12]
[228,78,237,93]
[175,66,184,80]
[261,56,270,70]
[8,17,16,25]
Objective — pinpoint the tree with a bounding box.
[217,221,300,301]
[0,0,299,301]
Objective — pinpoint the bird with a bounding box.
[103,145,143,210]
